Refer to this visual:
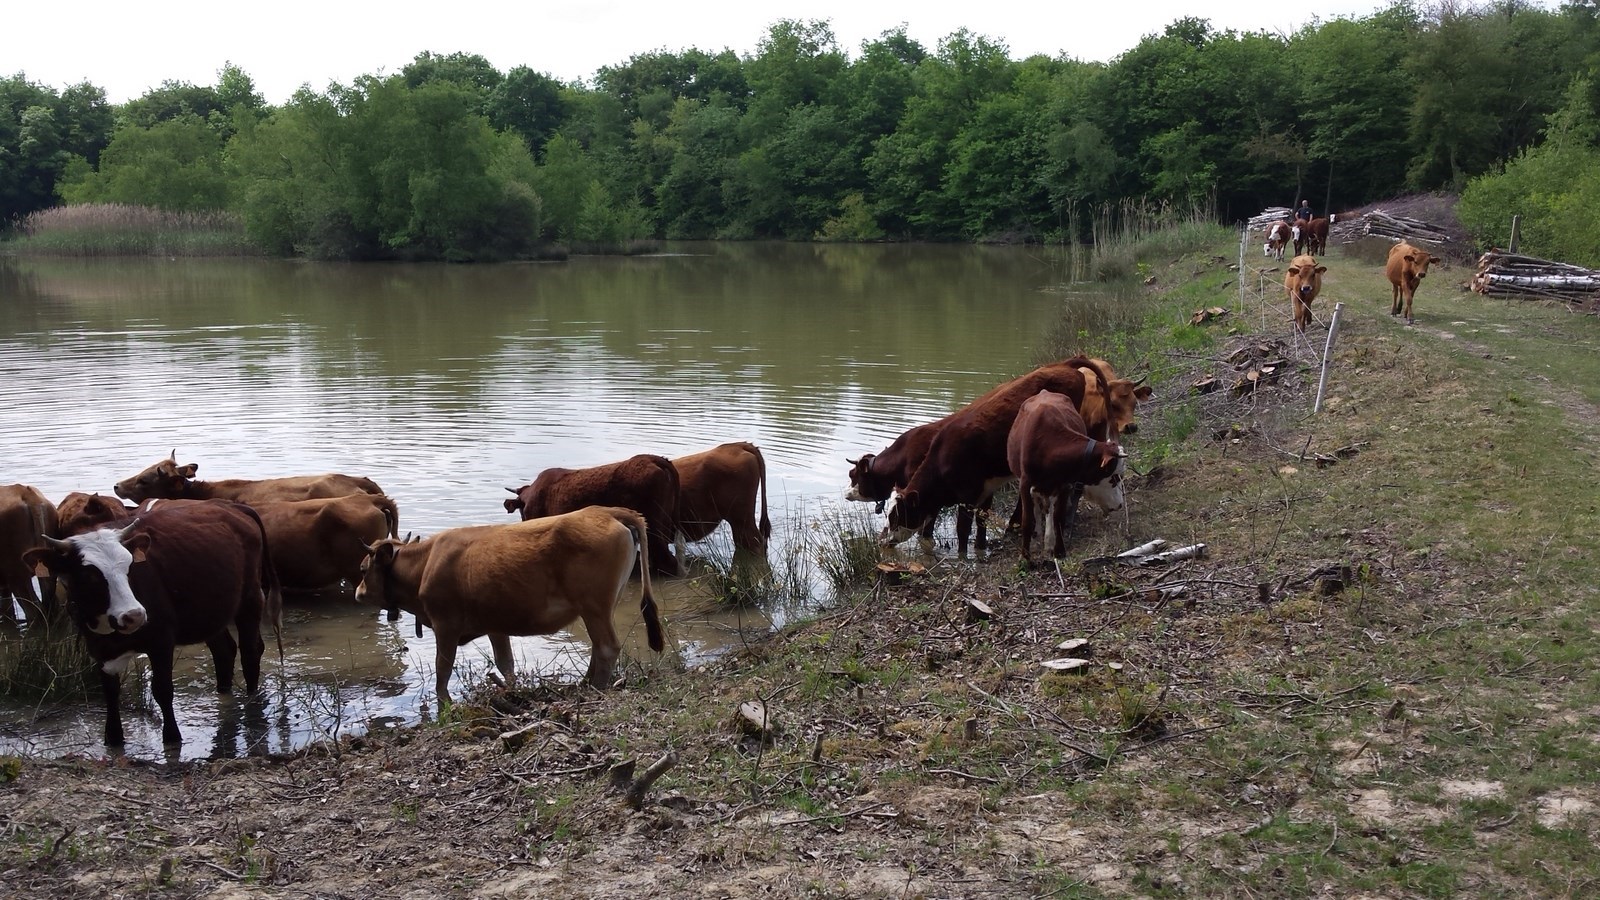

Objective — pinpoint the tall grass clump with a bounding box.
[8,204,262,257]
[1088,198,1231,282]
[0,623,98,705]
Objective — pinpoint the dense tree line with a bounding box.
[5,2,1600,260]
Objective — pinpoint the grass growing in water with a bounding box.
[6,204,261,257]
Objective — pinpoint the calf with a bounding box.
[23,500,280,747]
[355,506,663,704]
[505,454,680,576]
[1264,220,1292,260]
[1006,391,1127,564]
[1386,240,1442,325]
[114,452,383,504]
[1285,254,1328,333]
[673,442,771,555]
[0,484,60,620]
[251,493,400,593]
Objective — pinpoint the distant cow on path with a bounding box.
[1385,241,1442,325]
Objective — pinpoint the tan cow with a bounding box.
[56,492,137,537]
[114,452,384,504]
[251,494,400,594]
[1,484,60,620]
[1285,254,1328,333]
[672,442,771,557]
[1386,241,1442,325]
[354,506,664,704]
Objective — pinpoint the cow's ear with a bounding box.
[503,497,523,514]
[125,532,151,563]
[1430,256,1441,264]
[1287,266,1299,276]
[1099,443,1123,467]
[178,464,199,478]
[1315,265,1328,275]
[1403,253,1416,263]
[1133,385,1154,401]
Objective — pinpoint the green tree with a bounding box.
[60,113,229,210]
[487,67,567,156]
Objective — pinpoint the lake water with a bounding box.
[0,242,1130,761]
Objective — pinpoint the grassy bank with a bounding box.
[4,232,1598,897]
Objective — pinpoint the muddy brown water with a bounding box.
[0,242,1132,761]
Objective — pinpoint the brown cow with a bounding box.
[882,356,1106,555]
[1,484,60,620]
[251,493,400,593]
[354,506,664,704]
[1304,216,1332,256]
[846,419,944,539]
[56,492,137,537]
[1285,254,1328,333]
[114,452,384,504]
[1075,358,1153,440]
[1264,220,1292,261]
[1007,391,1128,565]
[1386,241,1442,325]
[504,454,680,576]
[672,442,771,555]
[24,500,280,747]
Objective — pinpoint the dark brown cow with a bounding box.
[0,484,60,620]
[251,493,400,593]
[355,506,663,704]
[1304,216,1331,256]
[882,356,1105,555]
[1007,391,1127,565]
[1386,240,1442,325]
[1285,254,1327,333]
[672,442,771,555]
[504,454,680,576]
[114,452,384,504]
[24,500,280,747]
[56,492,137,537]
[846,420,945,543]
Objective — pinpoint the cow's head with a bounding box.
[844,454,884,507]
[355,538,403,619]
[1080,441,1129,514]
[56,492,137,537]
[1287,259,1327,300]
[1405,250,1441,283]
[1078,363,1153,439]
[23,528,149,635]
[114,451,199,502]
[503,485,533,518]
[879,489,930,546]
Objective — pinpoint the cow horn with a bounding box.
[43,535,74,553]
[505,486,519,495]
[846,456,860,465]
[364,541,380,554]
[1131,373,1148,387]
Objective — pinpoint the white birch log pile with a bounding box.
[1247,207,1295,232]
[1472,250,1600,303]
[1329,209,1455,247]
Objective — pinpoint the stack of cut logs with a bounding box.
[1471,250,1600,304]
[1247,207,1294,232]
[1328,209,1453,247]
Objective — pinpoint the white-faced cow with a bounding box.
[114,452,384,505]
[355,506,664,705]
[23,500,281,747]
[882,356,1103,555]
[1006,391,1127,565]
[1285,254,1328,333]
[1264,220,1292,260]
[1386,241,1442,325]
[0,484,60,620]
[504,454,680,576]
[672,442,771,557]
[251,493,400,594]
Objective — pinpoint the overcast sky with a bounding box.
[15,1,1400,105]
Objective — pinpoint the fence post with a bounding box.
[1238,226,1247,310]
[1313,302,1345,414]
[1508,215,1521,254]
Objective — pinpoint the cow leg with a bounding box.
[207,630,238,694]
[580,612,621,688]
[955,506,972,557]
[149,648,182,744]
[1391,284,1402,316]
[1051,491,1070,559]
[1404,292,1415,325]
[730,515,765,554]
[1017,481,1035,566]
[237,615,265,696]
[432,629,460,709]
[99,670,125,747]
[648,529,680,577]
[489,633,516,689]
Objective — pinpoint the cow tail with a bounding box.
[755,445,771,541]
[244,505,286,665]
[617,507,664,652]
[379,495,400,538]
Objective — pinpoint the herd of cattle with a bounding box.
[0,354,1153,750]
[1264,213,1443,330]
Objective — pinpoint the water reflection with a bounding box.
[0,242,1135,760]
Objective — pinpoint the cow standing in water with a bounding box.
[355,506,663,704]
[24,500,280,747]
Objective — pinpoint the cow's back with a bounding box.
[921,359,1093,483]
[205,473,384,504]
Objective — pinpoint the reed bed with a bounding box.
[7,203,262,257]
[1088,197,1230,282]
